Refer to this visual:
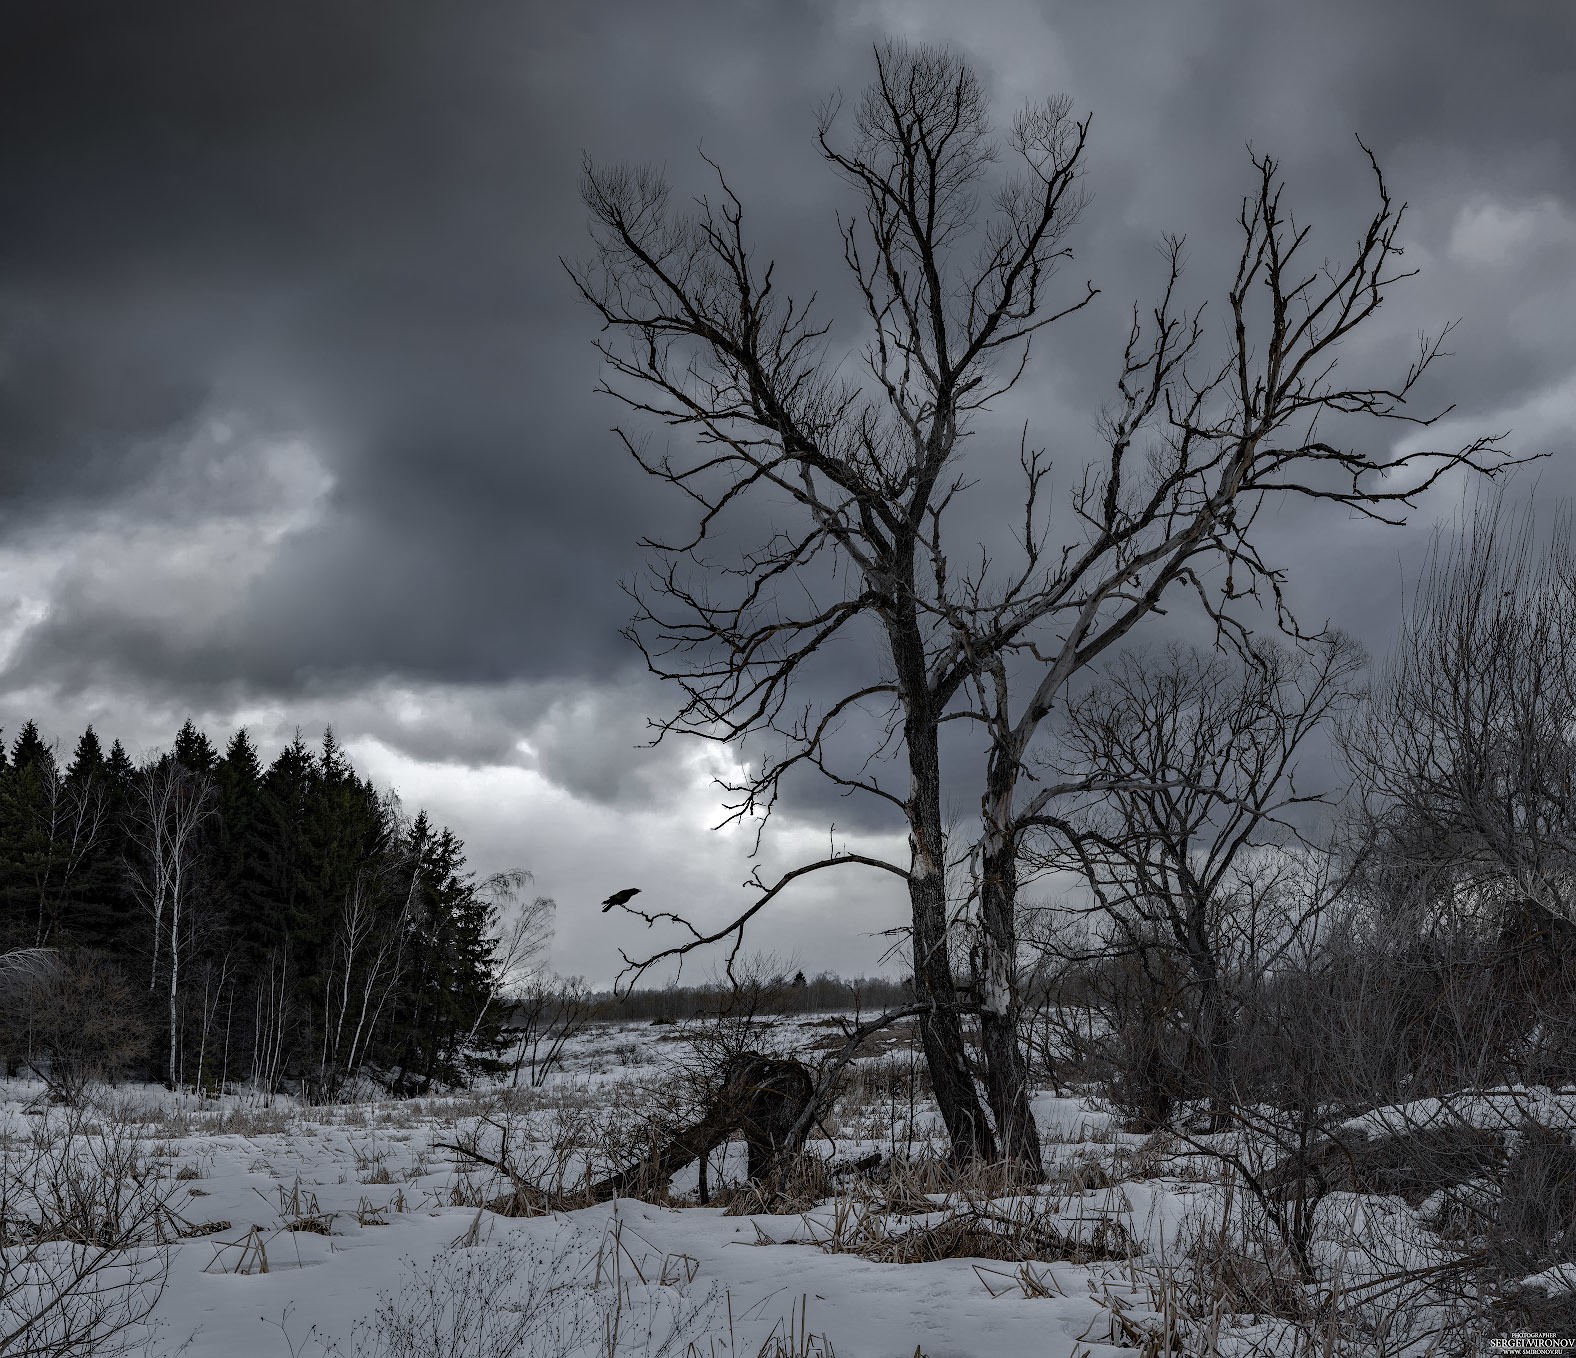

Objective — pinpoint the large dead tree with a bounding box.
[571,43,1091,1167]
[569,42,1512,1176]
[953,149,1519,1170]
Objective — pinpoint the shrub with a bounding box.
[1,952,154,1103]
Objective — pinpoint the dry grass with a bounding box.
[854,1203,1134,1266]
[718,1154,834,1217]
[305,1215,729,1357]
[718,1149,1140,1271]
[277,1178,336,1235]
[353,1190,406,1226]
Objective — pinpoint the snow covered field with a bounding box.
[1,1013,1565,1356]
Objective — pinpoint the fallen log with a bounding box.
[595,1051,814,1203]
[443,1050,852,1212]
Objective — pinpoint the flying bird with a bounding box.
[601,887,642,912]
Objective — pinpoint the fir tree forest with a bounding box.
[0,718,521,1098]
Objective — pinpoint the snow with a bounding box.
[0,1015,1516,1356]
[1342,1085,1576,1139]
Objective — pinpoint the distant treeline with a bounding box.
[589,971,914,1022]
[0,718,516,1097]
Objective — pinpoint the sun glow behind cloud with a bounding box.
[344,730,910,988]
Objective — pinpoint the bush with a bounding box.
[0,1103,174,1356]
[1496,1123,1576,1274]
[1,952,153,1103]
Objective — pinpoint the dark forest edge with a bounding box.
[0,719,533,1101]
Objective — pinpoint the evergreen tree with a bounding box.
[214,730,275,970]
[10,721,53,775]
[0,717,516,1094]
[105,740,135,789]
[64,727,106,784]
[258,731,313,937]
[383,823,504,1091]
[105,738,139,947]
[57,726,123,950]
[0,722,63,945]
[173,719,219,776]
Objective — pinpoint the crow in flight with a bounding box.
[601,887,642,912]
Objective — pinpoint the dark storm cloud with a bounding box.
[3,0,1574,798]
[0,1,861,698]
[0,303,212,519]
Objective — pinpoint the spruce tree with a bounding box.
[248,731,314,1076]
[105,739,139,948]
[383,823,503,1090]
[58,726,123,950]
[10,721,53,775]
[105,740,134,789]
[258,731,313,935]
[64,726,106,783]
[0,722,63,945]
[173,719,219,776]
[214,730,275,968]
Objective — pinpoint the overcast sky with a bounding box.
[2,1,1573,986]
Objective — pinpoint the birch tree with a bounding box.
[125,756,215,1087]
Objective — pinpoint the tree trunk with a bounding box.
[195,971,211,1093]
[906,718,997,1164]
[1191,952,1233,1131]
[167,939,179,1090]
[978,790,1045,1180]
[912,869,997,1164]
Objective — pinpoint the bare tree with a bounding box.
[124,755,215,1088]
[1347,492,1576,928]
[319,861,397,1097]
[504,977,592,1089]
[571,42,1092,1165]
[954,146,1518,1169]
[463,870,555,1056]
[319,822,420,1095]
[570,41,1512,1174]
[249,943,292,1096]
[0,951,152,1104]
[191,952,233,1094]
[1028,638,1363,1125]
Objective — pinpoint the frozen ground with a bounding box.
[0,1012,1555,1356]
